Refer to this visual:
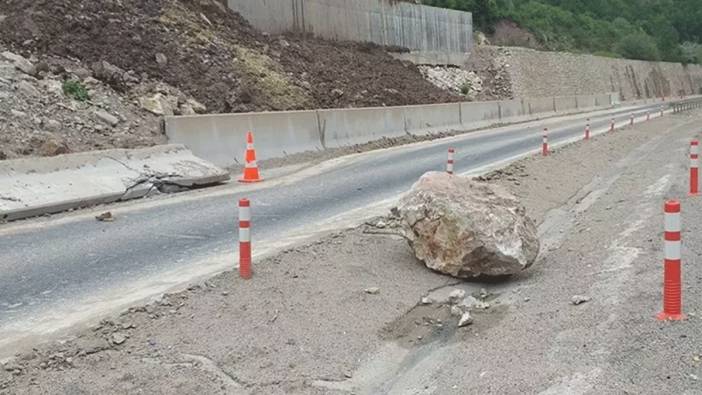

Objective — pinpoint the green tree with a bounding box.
[421,0,702,63]
[615,32,660,61]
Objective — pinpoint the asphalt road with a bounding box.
[0,102,672,351]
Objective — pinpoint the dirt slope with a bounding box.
[0,0,460,114]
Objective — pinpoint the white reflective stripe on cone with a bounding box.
[665,240,681,260]
[239,228,251,242]
[239,207,251,222]
[665,212,681,232]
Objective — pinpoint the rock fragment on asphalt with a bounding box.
[96,212,114,222]
[458,312,474,327]
[364,287,380,295]
[111,333,127,345]
[571,295,591,305]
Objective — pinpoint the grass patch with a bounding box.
[62,80,90,102]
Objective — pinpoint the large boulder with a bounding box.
[396,172,539,278]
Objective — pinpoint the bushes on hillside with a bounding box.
[615,33,660,61]
[422,0,702,64]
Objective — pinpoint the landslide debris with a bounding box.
[0,0,461,115]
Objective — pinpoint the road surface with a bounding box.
[0,102,673,353]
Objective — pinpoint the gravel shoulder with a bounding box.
[2,111,702,394]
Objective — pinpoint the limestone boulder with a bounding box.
[397,171,539,278]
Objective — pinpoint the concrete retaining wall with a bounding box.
[227,0,472,62]
[166,93,616,168]
[0,145,230,222]
[501,46,702,100]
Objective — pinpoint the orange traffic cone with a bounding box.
[239,131,263,183]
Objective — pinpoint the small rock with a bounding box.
[331,88,344,98]
[19,351,37,361]
[344,372,353,379]
[38,138,70,156]
[364,287,380,295]
[448,289,466,304]
[473,300,491,310]
[39,79,64,96]
[96,212,114,222]
[1,51,36,76]
[111,333,126,345]
[450,305,463,317]
[375,220,387,229]
[91,60,126,87]
[155,53,168,66]
[571,295,591,305]
[10,109,27,118]
[83,76,100,85]
[186,98,207,113]
[45,119,61,131]
[2,361,21,372]
[71,67,93,80]
[139,93,175,116]
[95,110,120,127]
[458,312,473,327]
[420,296,434,305]
[18,81,40,96]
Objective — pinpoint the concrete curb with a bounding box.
[0,145,230,222]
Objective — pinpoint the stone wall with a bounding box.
[497,47,702,100]
[227,0,472,64]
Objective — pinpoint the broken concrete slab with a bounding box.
[0,145,230,222]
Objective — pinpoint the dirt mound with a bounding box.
[0,0,460,114]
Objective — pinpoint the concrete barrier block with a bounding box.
[576,95,597,109]
[497,99,527,122]
[165,110,322,168]
[318,106,407,148]
[525,97,557,115]
[460,101,501,129]
[554,96,578,112]
[403,103,462,135]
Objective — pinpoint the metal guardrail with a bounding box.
[672,99,702,113]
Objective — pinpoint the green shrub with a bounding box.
[62,80,90,102]
[615,33,660,61]
[460,80,472,95]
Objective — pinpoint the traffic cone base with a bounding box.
[239,162,263,183]
[656,312,685,321]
